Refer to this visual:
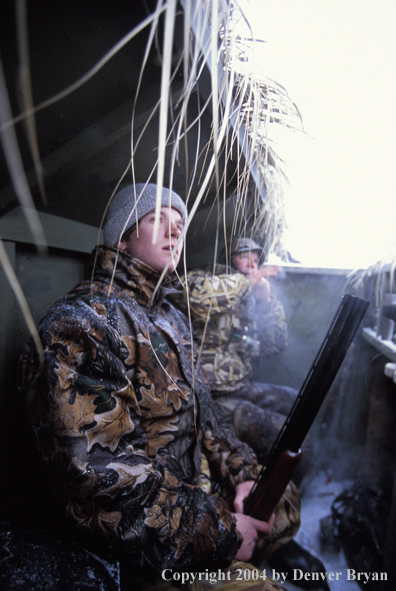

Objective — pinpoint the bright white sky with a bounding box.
[239,0,396,268]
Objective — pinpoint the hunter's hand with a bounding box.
[233,513,275,561]
[253,277,271,302]
[233,481,276,561]
[249,268,271,301]
[233,480,257,513]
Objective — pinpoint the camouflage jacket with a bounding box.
[17,247,260,574]
[179,266,288,394]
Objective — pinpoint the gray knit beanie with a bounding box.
[103,183,187,247]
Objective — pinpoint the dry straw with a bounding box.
[1,0,303,343]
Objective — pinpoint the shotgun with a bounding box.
[243,293,370,521]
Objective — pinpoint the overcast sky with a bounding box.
[239,0,396,268]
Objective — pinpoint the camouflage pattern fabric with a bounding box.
[178,266,288,394]
[214,384,313,487]
[17,246,265,577]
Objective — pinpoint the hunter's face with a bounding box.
[232,251,260,275]
[118,207,184,273]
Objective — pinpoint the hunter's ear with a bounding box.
[116,241,127,251]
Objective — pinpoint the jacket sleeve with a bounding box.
[18,299,240,574]
[182,269,252,321]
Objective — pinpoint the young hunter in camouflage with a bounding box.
[16,185,298,591]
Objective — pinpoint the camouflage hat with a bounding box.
[229,237,263,255]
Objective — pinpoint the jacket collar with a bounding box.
[92,245,180,309]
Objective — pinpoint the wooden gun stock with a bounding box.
[246,450,302,522]
[244,294,370,521]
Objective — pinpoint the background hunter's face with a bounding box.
[117,207,184,273]
[232,251,260,274]
[232,252,280,278]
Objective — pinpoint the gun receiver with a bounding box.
[243,293,370,521]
